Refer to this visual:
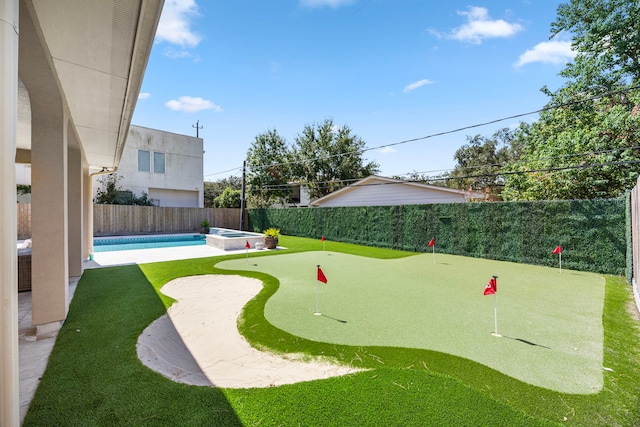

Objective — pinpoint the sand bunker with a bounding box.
[137,275,360,388]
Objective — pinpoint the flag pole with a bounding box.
[315,280,320,315]
[559,251,562,274]
[428,238,435,264]
[315,264,321,315]
[492,294,500,337]
[491,276,501,337]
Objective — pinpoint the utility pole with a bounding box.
[192,120,203,138]
[239,160,246,230]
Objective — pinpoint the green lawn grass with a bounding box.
[23,236,640,426]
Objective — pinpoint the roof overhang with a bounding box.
[17,0,163,169]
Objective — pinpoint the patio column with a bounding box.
[19,4,69,329]
[82,161,91,259]
[0,0,20,424]
[30,108,69,328]
[68,131,83,277]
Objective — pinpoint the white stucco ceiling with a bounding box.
[17,0,163,169]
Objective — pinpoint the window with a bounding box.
[153,152,165,174]
[138,150,150,172]
[139,150,165,174]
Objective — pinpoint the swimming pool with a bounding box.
[93,234,206,252]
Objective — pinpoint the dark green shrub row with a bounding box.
[248,198,627,275]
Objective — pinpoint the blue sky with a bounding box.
[132,0,574,181]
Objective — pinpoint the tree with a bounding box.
[290,119,379,200]
[204,176,242,208]
[391,171,452,188]
[17,184,31,195]
[245,129,292,208]
[502,91,640,200]
[213,187,241,208]
[447,128,520,195]
[501,0,640,200]
[551,0,640,92]
[94,173,155,206]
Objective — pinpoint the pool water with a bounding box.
[208,228,262,238]
[93,235,206,252]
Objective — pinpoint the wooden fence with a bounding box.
[17,204,243,237]
[94,205,243,236]
[630,178,640,311]
[17,203,31,240]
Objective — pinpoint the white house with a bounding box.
[310,175,492,207]
[94,125,204,208]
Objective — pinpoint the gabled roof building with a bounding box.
[310,175,494,207]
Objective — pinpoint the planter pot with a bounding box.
[264,236,278,249]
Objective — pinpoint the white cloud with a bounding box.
[156,0,202,48]
[379,146,396,154]
[163,48,194,59]
[138,92,150,100]
[300,0,355,8]
[165,96,222,113]
[441,6,524,44]
[515,40,576,67]
[403,79,434,93]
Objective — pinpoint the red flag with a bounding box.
[321,236,325,241]
[552,245,562,255]
[245,241,251,249]
[428,238,435,247]
[317,266,327,284]
[483,277,497,295]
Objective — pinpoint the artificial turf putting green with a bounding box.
[217,251,605,394]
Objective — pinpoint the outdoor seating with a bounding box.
[17,240,32,292]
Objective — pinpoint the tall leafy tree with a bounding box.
[245,129,292,208]
[213,187,241,208]
[502,0,640,200]
[203,176,242,208]
[448,128,520,195]
[502,91,640,200]
[290,119,379,199]
[551,0,640,92]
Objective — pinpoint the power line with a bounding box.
[247,84,640,173]
[257,145,640,190]
[360,85,640,157]
[255,158,640,192]
[405,144,640,176]
[208,84,640,177]
[204,165,243,178]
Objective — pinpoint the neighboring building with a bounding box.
[310,175,493,207]
[288,184,312,207]
[281,184,312,208]
[94,126,204,208]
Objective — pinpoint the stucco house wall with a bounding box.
[95,125,204,208]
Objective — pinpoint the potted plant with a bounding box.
[263,227,280,249]
[200,220,210,234]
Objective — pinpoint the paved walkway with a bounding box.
[18,241,265,424]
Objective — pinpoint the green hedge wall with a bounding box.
[248,199,627,275]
